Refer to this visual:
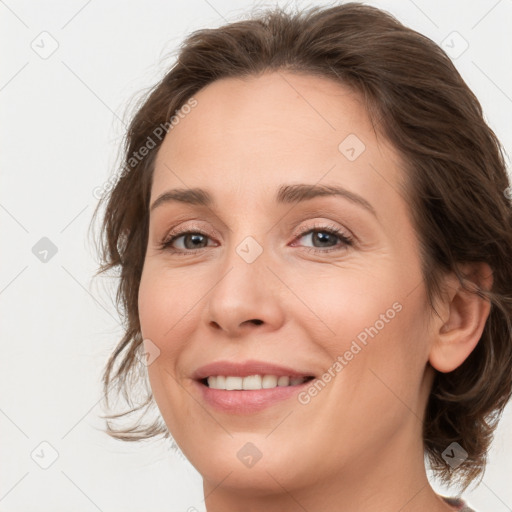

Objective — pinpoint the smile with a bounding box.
[191,359,317,413]
[204,375,314,390]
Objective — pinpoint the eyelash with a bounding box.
[159,222,354,256]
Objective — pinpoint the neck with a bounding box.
[202,415,455,512]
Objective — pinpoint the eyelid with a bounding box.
[161,219,350,241]
[290,220,352,242]
[161,221,218,242]
[158,219,355,259]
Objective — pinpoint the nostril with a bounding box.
[250,319,263,325]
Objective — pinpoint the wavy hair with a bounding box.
[90,1,512,492]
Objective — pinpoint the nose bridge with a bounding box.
[218,202,272,277]
[214,231,271,304]
[231,202,276,271]
[203,228,285,335]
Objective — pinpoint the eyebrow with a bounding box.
[149,183,377,217]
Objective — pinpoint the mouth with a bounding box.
[199,374,315,390]
[192,360,317,413]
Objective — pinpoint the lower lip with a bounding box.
[193,379,313,414]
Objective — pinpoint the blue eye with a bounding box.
[160,231,214,252]
[294,226,353,252]
[159,223,354,256]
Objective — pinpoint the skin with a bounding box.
[138,71,492,512]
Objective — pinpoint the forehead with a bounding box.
[151,71,405,208]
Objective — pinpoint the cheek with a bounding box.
[336,284,430,411]
[138,264,198,342]
[291,265,406,351]
[137,265,196,399]
[137,262,214,392]
[295,260,429,393]
[138,267,198,441]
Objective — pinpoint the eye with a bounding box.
[291,223,354,254]
[158,222,354,255]
[159,229,217,254]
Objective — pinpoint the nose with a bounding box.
[203,246,286,337]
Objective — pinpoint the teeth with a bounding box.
[243,375,262,390]
[277,376,290,386]
[206,374,309,390]
[262,375,278,388]
[228,377,243,390]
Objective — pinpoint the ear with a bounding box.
[428,262,493,373]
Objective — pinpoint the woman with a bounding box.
[91,3,512,511]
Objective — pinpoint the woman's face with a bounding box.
[139,72,436,495]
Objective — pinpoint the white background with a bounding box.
[1,1,511,511]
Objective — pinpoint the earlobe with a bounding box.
[428,262,493,374]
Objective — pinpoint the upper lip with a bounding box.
[192,360,315,380]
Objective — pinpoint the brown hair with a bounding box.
[90,1,512,492]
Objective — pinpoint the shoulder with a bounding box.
[442,496,477,512]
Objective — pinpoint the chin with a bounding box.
[181,436,308,491]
